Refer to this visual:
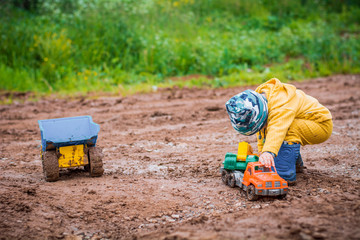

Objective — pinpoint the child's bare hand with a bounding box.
[259,152,275,168]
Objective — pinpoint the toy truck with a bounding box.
[220,142,288,200]
[38,116,104,182]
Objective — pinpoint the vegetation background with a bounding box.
[1,0,359,96]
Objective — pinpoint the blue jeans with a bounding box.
[274,142,301,181]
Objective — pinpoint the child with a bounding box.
[225,78,333,182]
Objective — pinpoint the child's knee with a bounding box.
[319,119,333,142]
[286,119,332,145]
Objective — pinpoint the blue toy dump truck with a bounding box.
[38,116,104,182]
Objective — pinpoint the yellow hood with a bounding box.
[255,78,296,110]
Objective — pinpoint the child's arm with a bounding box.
[262,108,296,156]
[256,132,264,153]
[258,132,275,168]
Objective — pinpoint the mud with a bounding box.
[0,75,359,240]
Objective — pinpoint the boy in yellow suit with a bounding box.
[225,78,333,182]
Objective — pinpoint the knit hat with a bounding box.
[225,90,268,136]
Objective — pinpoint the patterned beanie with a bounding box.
[225,90,268,136]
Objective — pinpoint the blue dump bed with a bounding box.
[38,116,100,151]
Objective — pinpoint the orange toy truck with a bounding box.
[221,142,288,200]
[242,162,288,200]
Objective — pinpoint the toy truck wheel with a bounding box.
[227,173,236,188]
[221,169,229,185]
[42,150,59,182]
[88,147,104,177]
[246,184,259,201]
[277,194,287,200]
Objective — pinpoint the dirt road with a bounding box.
[0,75,359,240]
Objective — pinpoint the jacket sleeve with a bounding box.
[256,132,264,153]
[262,108,296,155]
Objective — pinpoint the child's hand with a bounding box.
[259,152,275,168]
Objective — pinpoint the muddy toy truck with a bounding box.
[38,116,104,182]
[220,142,288,200]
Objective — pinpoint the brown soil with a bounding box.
[0,75,359,240]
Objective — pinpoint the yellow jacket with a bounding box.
[255,78,332,155]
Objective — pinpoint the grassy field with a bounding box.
[1,0,360,96]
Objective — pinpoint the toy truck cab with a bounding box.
[242,162,288,200]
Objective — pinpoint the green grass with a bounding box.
[0,0,360,96]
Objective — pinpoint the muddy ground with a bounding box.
[0,75,359,240]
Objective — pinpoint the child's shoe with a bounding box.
[274,142,301,182]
